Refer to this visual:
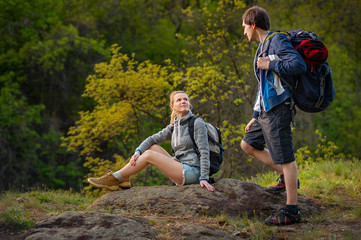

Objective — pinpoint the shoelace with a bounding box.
[277,208,298,218]
[274,208,289,223]
[99,171,112,180]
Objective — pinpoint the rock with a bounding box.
[88,178,318,219]
[23,211,157,240]
[171,222,244,240]
[24,179,319,239]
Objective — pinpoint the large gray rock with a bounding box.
[23,179,318,240]
[23,211,157,240]
[88,178,318,218]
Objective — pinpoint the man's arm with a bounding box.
[268,34,306,76]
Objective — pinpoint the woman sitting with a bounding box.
[87,91,215,192]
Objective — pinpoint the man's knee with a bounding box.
[241,140,255,155]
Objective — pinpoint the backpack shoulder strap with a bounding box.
[259,31,288,57]
[187,115,199,153]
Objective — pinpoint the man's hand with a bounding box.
[257,56,270,70]
[245,118,256,133]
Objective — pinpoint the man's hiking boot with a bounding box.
[88,171,131,191]
[267,174,300,193]
[265,208,302,225]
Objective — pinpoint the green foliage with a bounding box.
[61,45,175,192]
[247,131,361,206]
[0,0,109,190]
[257,0,361,158]
[174,0,258,178]
[248,157,361,207]
[62,1,257,191]
[299,159,361,204]
[0,82,44,190]
[132,166,170,187]
[0,207,35,231]
[314,44,361,156]
[295,130,345,166]
[85,0,191,65]
[0,188,95,231]
[2,0,361,191]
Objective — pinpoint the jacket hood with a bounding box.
[174,110,193,125]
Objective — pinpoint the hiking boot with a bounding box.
[267,175,300,193]
[265,208,302,225]
[87,171,131,191]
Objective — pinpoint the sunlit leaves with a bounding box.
[174,0,255,177]
[61,44,174,186]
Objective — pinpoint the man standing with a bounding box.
[240,6,306,225]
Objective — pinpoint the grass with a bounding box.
[0,188,95,232]
[246,158,361,206]
[0,207,35,231]
[241,158,361,239]
[0,159,360,239]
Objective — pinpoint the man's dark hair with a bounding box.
[242,6,270,31]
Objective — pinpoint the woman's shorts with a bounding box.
[181,163,200,185]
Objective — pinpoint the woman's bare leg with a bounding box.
[119,145,184,185]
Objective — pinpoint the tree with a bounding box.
[174,0,264,178]
[61,45,176,193]
[257,0,361,157]
[0,0,109,190]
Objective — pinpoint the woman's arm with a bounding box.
[136,124,173,154]
[193,118,215,192]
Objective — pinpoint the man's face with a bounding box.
[242,20,256,42]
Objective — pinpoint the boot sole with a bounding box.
[266,185,300,194]
[88,179,131,191]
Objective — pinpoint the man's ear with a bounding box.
[252,23,257,29]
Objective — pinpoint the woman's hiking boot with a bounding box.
[267,174,300,193]
[88,171,131,191]
[265,208,301,225]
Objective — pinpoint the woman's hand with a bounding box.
[130,151,141,166]
[200,180,215,192]
[245,118,256,133]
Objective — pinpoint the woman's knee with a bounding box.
[148,145,162,152]
[142,145,163,158]
[141,149,156,159]
[141,148,165,163]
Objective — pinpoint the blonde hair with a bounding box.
[169,91,191,126]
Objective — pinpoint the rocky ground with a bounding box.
[1,178,360,239]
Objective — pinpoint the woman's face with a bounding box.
[171,93,190,117]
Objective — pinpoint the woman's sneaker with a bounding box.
[88,171,131,191]
[265,208,301,225]
[267,174,300,193]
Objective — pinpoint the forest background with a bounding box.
[1,0,360,193]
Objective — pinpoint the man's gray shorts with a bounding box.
[243,102,295,165]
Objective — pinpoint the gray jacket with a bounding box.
[136,111,210,181]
